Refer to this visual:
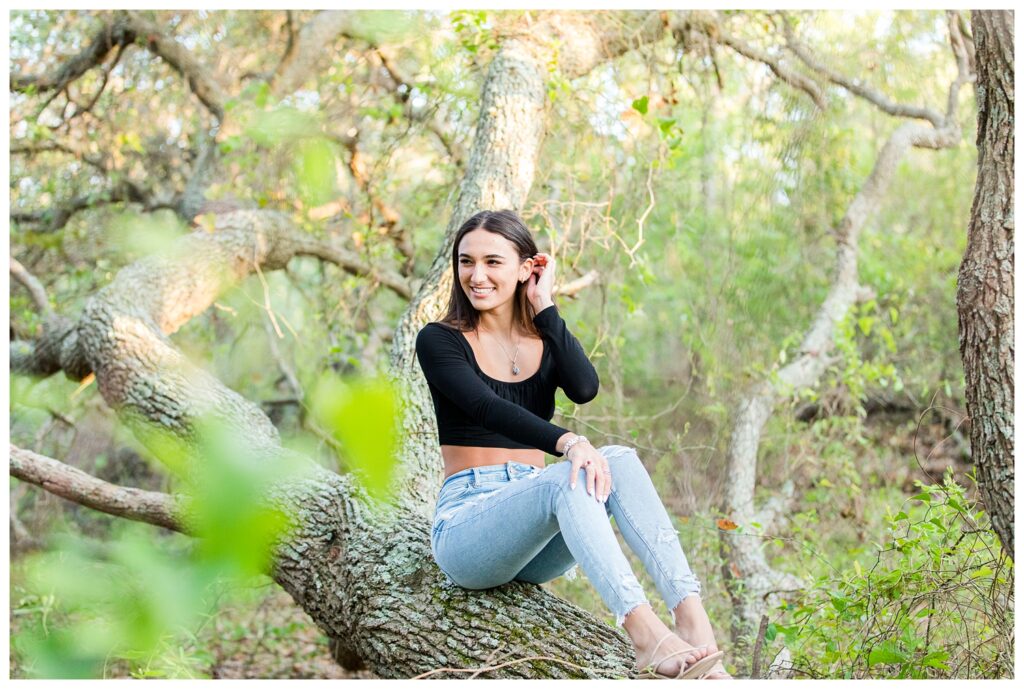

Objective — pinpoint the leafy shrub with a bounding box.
[768,473,1012,679]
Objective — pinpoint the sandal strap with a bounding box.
[647,632,675,663]
[640,634,706,675]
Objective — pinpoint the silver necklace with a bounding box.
[486,329,521,375]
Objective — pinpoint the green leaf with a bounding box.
[295,138,337,207]
[311,375,399,500]
[246,107,319,146]
[921,650,950,670]
[254,80,271,108]
[868,641,907,666]
[631,95,649,115]
[970,565,994,579]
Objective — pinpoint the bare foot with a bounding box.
[625,605,712,678]
[673,596,732,679]
[636,634,709,678]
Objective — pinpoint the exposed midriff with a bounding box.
[441,444,546,479]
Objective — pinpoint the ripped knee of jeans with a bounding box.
[656,526,680,545]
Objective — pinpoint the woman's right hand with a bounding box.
[566,440,612,504]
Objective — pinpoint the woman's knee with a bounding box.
[601,445,645,472]
[539,460,587,492]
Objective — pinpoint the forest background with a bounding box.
[7,7,1013,680]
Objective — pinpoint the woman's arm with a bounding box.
[526,253,599,404]
[533,305,599,403]
[415,324,570,455]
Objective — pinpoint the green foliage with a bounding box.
[310,374,400,500]
[450,10,497,56]
[771,474,1011,679]
[15,529,211,678]
[13,417,311,678]
[831,300,904,408]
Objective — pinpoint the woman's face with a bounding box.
[457,229,532,313]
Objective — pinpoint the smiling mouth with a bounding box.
[469,286,495,297]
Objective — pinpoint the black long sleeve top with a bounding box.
[415,305,599,456]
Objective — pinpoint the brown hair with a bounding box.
[440,209,540,335]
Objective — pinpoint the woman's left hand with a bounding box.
[567,441,612,503]
[526,252,555,311]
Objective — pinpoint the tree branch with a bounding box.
[177,129,219,220]
[10,257,52,315]
[944,10,976,123]
[10,139,108,172]
[340,133,416,272]
[12,11,228,120]
[293,237,413,300]
[65,40,126,123]
[375,46,467,166]
[11,179,152,233]
[269,11,297,82]
[553,270,599,298]
[123,11,228,119]
[11,13,132,94]
[10,444,184,533]
[708,18,827,111]
[269,11,353,97]
[780,13,945,126]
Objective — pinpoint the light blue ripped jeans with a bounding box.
[430,445,702,625]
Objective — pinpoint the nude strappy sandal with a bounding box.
[637,632,726,680]
[697,658,733,679]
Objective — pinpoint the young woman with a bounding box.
[415,210,731,679]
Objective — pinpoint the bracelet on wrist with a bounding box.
[563,435,589,458]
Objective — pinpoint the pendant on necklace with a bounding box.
[512,364,520,375]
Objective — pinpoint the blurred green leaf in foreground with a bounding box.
[310,374,400,502]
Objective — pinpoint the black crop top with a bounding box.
[415,305,599,456]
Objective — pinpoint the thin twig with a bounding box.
[252,240,283,338]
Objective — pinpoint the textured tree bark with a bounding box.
[270,11,354,97]
[717,16,971,662]
[10,12,674,678]
[957,10,1014,560]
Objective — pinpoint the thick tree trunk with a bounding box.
[958,10,1014,560]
